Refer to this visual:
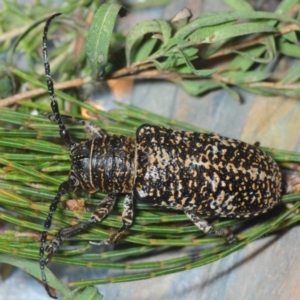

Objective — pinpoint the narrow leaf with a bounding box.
[126,20,161,65]
[281,30,298,44]
[161,37,186,52]
[175,11,299,39]
[134,38,157,62]
[275,0,300,14]
[0,254,70,297]
[203,23,278,44]
[188,21,235,45]
[153,47,198,71]
[281,65,300,84]
[228,45,266,71]
[221,70,271,83]
[219,82,241,103]
[0,60,15,98]
[86,3,123,79]
[156,19,172,45]
[278,39,300,58]
[62,287,103,300]
[176,79,220,95]
[133,20,171,63]
[177,49,217,77]
[225,0,254,11]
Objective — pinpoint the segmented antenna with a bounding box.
[40,14,71,299]
[39,182,69,299]
[42,13,74,149]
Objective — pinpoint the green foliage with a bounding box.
[0,0,299,105]
[86,3,123,79]
[0,70,300,296]
[0,1,300,298]
[0,60,14,98]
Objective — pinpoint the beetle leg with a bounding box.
[44,192,116,263]
[91,193,134,245]
[185,209,237,243]
[40,180,70,299]
[44,113,106,139]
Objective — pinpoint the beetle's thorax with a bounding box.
[70,135,136,193]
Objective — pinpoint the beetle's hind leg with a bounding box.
[91,193,134,245]
[185,209,237,244]
[44,113,105,139]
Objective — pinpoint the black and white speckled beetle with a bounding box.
[40,14,282,299]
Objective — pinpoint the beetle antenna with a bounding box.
[42,13,74,149]
[40,182,70,299]
[40,13,73,299]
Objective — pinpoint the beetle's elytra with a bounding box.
[40,14,282,299]
[135,125,282,217]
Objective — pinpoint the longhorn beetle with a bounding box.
[40,14,282,299]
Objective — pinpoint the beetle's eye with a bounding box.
[69,175,79,187]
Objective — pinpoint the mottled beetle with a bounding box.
[40,14,282,299]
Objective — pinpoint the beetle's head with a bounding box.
[68,140,99,193]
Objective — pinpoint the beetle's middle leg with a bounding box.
[90,193,134,245]
[44,192,116,263]
[185,209,237,244]
[44,113,105,139]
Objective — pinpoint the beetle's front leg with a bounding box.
[185,209,237,244]
[91,193,134,245]
[44,113,105,139]
[45,193,116,263]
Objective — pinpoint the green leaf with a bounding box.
[273,0,300,43]
[0,254,70,297]
[281,30,298,43]
[219,82,241,102]
[154,46,198,70]
[179,47,199,58]
[156,19,172,45]
[125,0,173,9]
[161,37,186,52]
[134,38,158,62]
[126,20,161,65]
[175,49,217,77]
[152,58,169,70]
[278,39,300,58]
[243,85,300,97]
[265,35,276,59]
[191,69,218,77]
[275,0,300,14]
[229,35,276,66]
[173,64,194,74]
[176,79,220,95]
[62,287,103,300]
[188,21,235,45]
[86,3,123,79]
[228,46,267,71]
[221,70,271,83]
[175,11,299,39]
[280,65,300,85]
[202,23,277,43]
[281,65,300,84]
[225,0,254,11]
[131,19,172,63]
[0,60,14,98]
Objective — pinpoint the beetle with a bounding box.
[39,14,282,299]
